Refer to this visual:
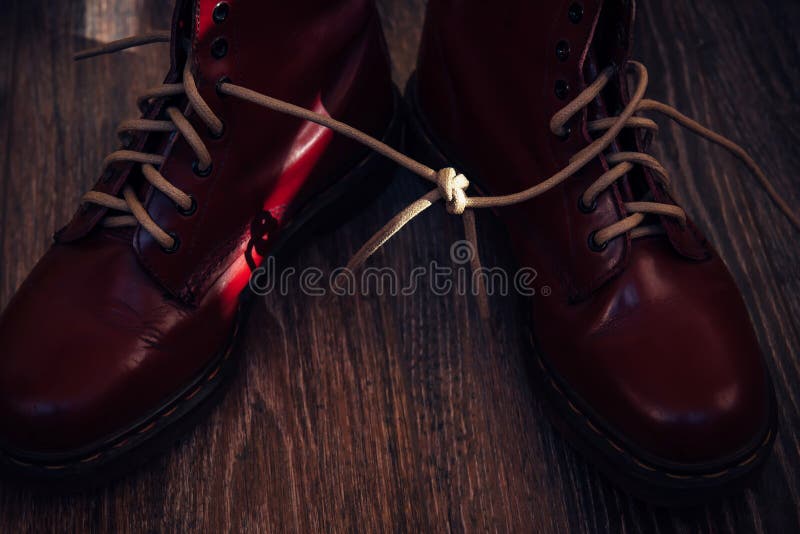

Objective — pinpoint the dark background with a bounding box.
[1,0,799,531]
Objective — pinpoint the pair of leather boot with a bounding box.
[0,0,793,504]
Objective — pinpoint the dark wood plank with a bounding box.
[0,0,798,532]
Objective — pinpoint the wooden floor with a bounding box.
[1,0,799,531]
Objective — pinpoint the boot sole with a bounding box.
[0,86,404,491]
[402,73,777,507]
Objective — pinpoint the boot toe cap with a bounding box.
[0,238,235,457]
[566,295,773,465]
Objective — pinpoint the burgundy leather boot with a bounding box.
[0,0,398,485]
[406,0,777,503]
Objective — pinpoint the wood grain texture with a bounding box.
[0,0,798,531]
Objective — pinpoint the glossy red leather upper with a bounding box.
[416,0,772,463]
[0,0,394,453]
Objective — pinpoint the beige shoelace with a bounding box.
[77,34,798,272]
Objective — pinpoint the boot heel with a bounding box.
[403,73,456,173]
[269,86,404,255]
[309,88,403,233]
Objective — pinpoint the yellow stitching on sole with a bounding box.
[207,366,222,381]
[534,350,772,481]
[137,421,157,435]
[3,308,242,470]
[632,458,658,472]
[701,470,730,479]
[585,420,603,436]
[184,386,202,401]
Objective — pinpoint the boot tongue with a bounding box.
[56,0,197,243]
[581,0,635,130]
[582,0,640,201]
[584,0,635,74]
[167,0,194,79]
[109,0,196,237]
[581,1,708,259]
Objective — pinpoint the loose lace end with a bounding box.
[73,31,171,61]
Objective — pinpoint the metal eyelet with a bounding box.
[216,76,231,98]
[569,3,584,23]
[208,121,225,140]
[555,79,570,100]
[176,195,197,216]
[557,124,573,141]
[556,40,570,61]
[211,37,228,59]
[120,132,135,148]
[212,2,229,24]
[193,160,213,177]
[162,232,181,254]
[578,196,597,213]
[616,22,629,47]
[588,231,608,252]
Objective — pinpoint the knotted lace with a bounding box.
[77,35,798,280]
[342,60,799,274]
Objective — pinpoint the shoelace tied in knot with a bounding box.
[438,168,469,215]
[76,35,798,297]
[342,60,799,279]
